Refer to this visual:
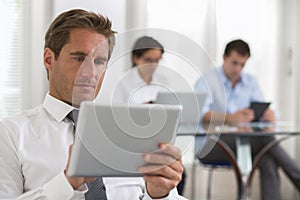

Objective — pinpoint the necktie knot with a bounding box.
[67,109,79,125]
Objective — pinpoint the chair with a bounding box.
[192,135,239,200]
[192,154,232,200]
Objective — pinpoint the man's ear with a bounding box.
[44,48,55,72]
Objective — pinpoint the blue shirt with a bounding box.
[195,67,264,117]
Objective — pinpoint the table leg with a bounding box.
[236,137,252,177]
[236,137,253,199]
[207,135,244,200]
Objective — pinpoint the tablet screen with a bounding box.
[249,101,271,122]
[68,102,182,177]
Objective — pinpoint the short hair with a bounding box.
[44,9,116,60]
[224,39,251,57]
[131,36,164,67]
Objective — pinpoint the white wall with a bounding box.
[22,0,52,109]
[293,0,300,124]
[276,0,296,122]
[294,1,300,193]
[53,0,126,32]
[126,0,147,30]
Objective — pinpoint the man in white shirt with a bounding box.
[0,9,185,200]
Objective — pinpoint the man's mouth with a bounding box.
[77,84,95,87]
[75,84,96,89]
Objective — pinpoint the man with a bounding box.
[197,39,275,124]
[0,9,184,199]
[195,39,300,200]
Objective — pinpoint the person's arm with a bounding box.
[261,108,276,122]
[138,143,184,199]
[0,122,87,200]
[248,77,277,122]
[203,109,255,124]
[202,111,226,123]
[16,172,87,200]
[194,77,211,121]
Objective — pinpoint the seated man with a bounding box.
[0,9,185,200]
[195,39,300,200]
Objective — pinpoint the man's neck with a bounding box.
[231,79,240,88]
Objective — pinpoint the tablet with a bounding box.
[68,102,182,177]
[249,101,271,122]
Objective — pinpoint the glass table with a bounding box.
[177,122,300,200]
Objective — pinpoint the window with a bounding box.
[0,0,23,118]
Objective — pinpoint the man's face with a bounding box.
[44,28,109,106]
[222,50,249,83]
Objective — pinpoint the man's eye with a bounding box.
[73,56,85,62]
[94,58,105,65]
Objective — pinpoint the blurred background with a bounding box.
[1,0,300,199]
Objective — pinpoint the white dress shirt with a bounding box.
[113,67,169,104]
[0,93,184,200]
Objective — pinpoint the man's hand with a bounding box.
[261,108,276,122]
[226,108,254,123]
[64,145,95,190]
[138,143,183,199]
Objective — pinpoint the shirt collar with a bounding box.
[239,73,246,85]
[43,93,75,123]
[219,66,245,87]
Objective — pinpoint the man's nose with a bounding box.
[234,64,243,72]
[79,58,98,78]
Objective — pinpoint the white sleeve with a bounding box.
[142,188,188,200]
[0,122,24,197]
[0,122,87,200]
[15,172,87,200]
[194,77,211,120]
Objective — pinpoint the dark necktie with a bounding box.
[67,110,107,200]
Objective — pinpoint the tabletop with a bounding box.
[177,121,300,136]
